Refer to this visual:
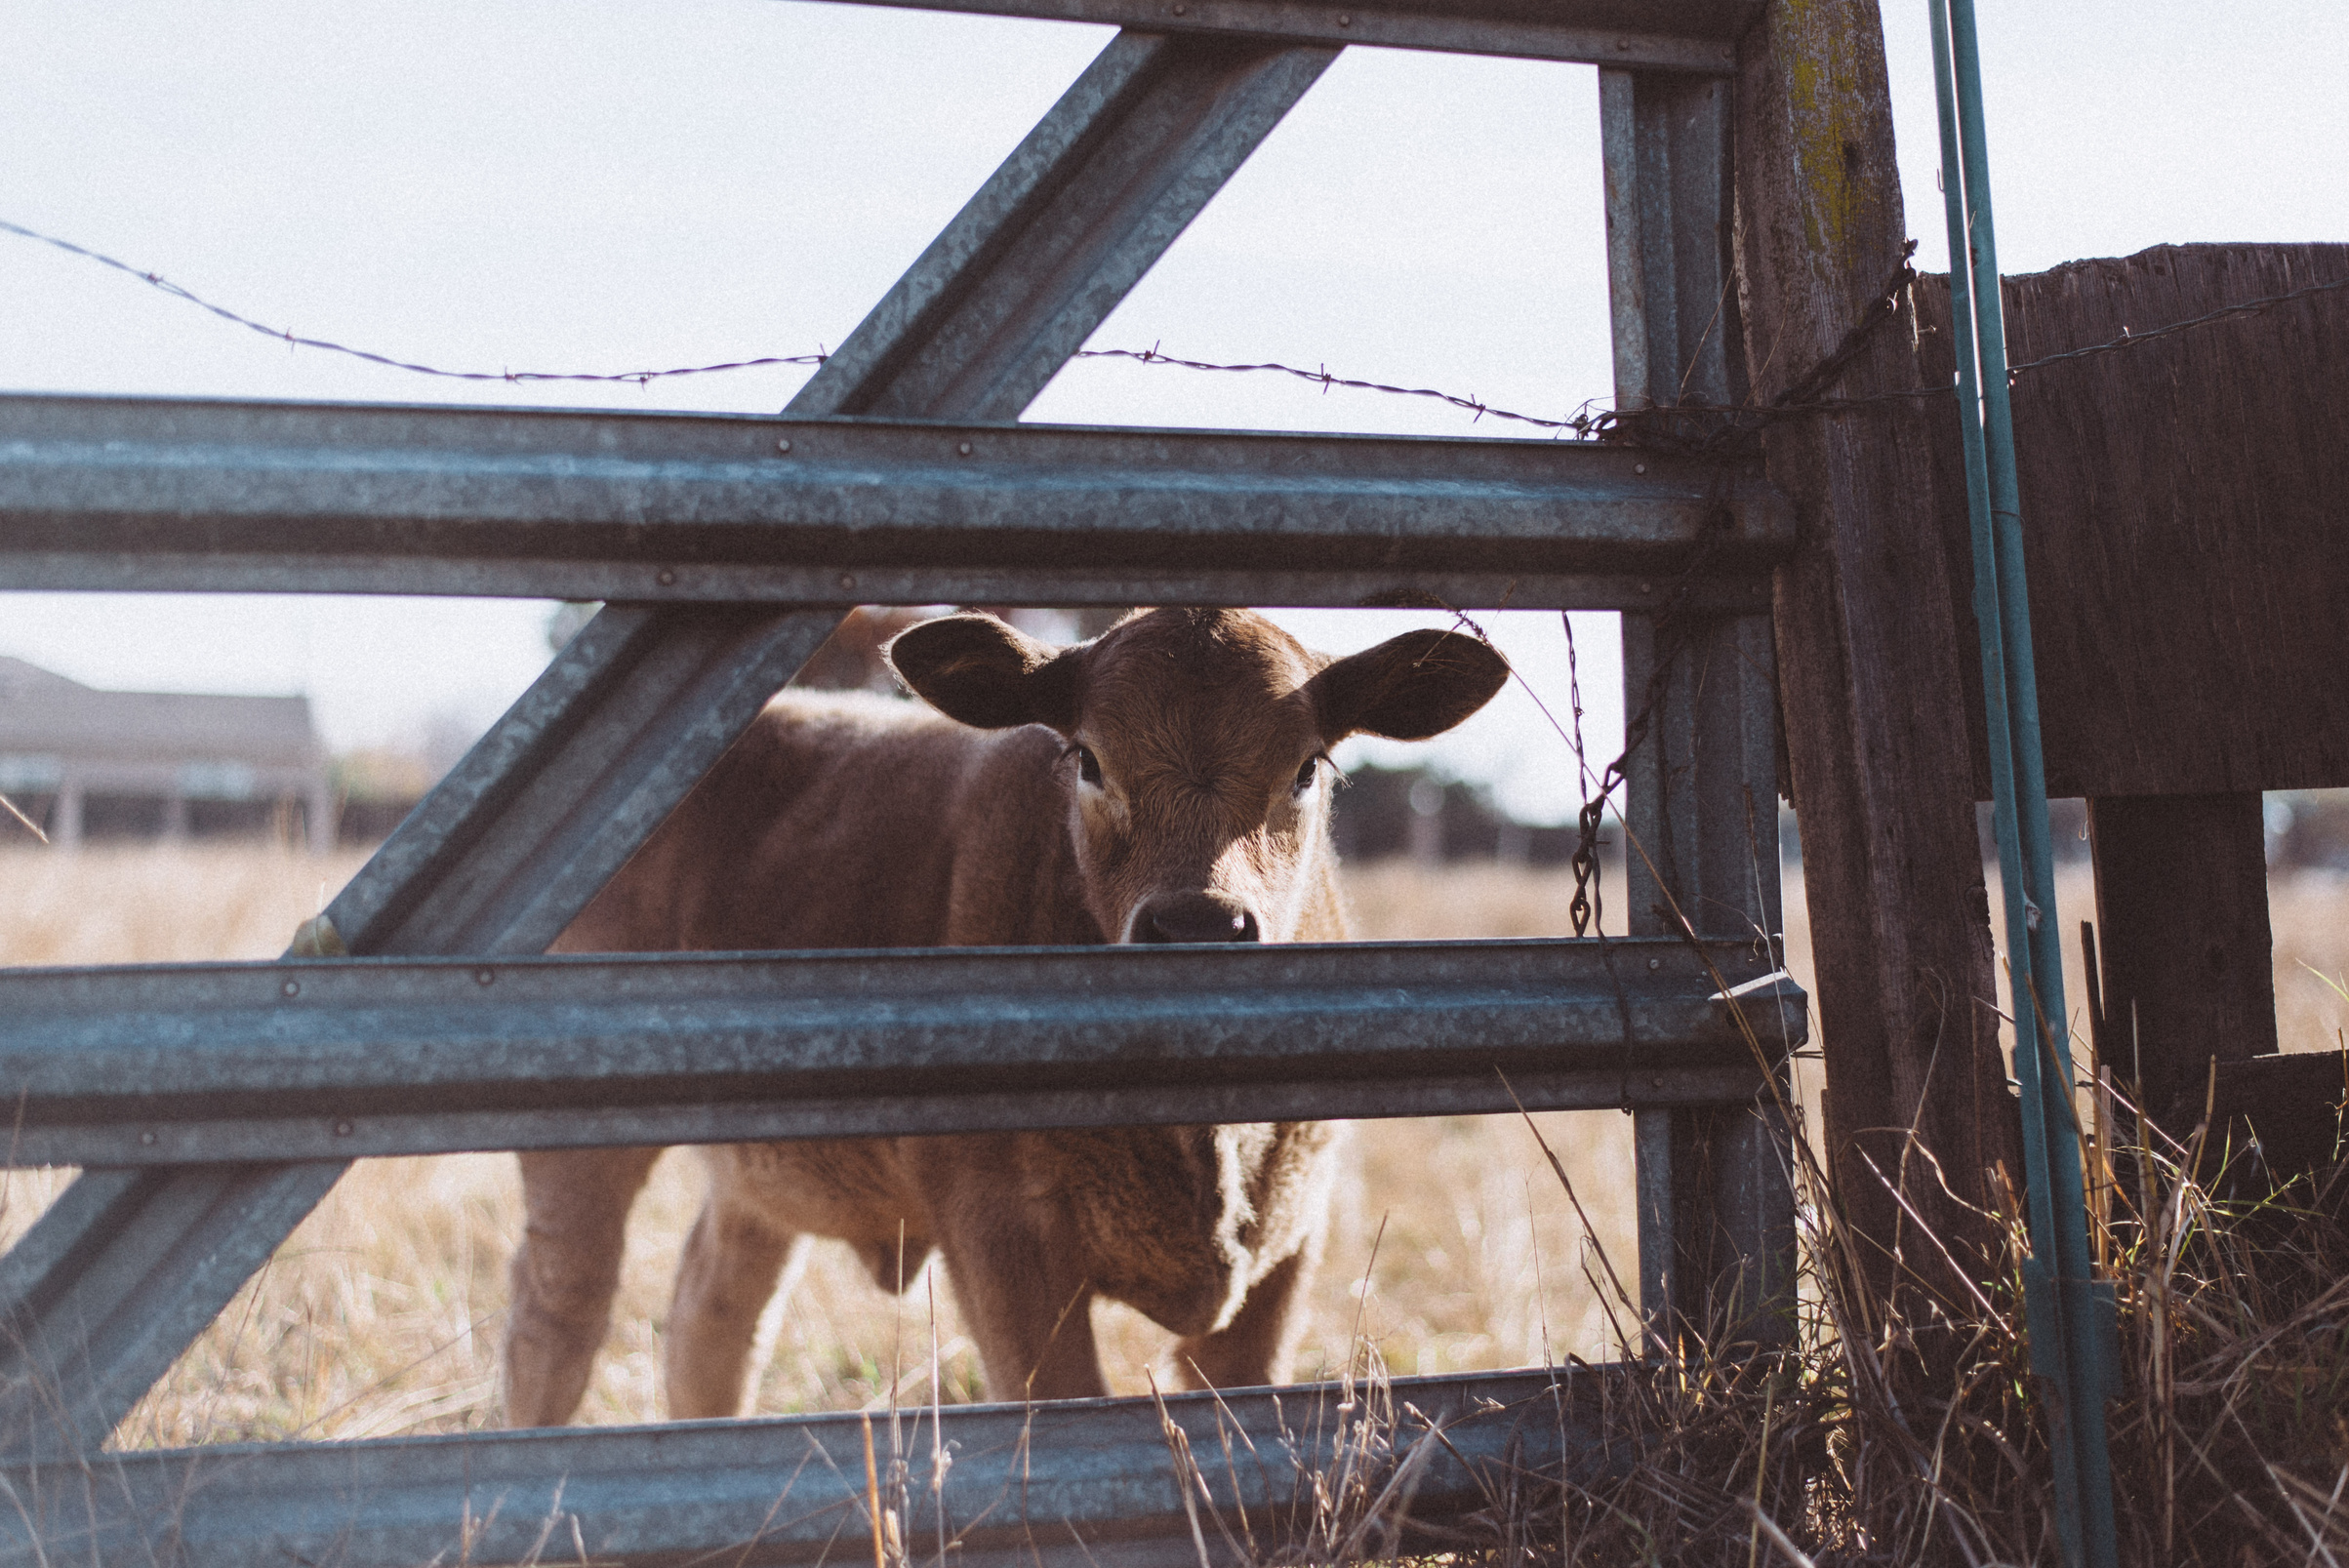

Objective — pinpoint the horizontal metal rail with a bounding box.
[841,0,1757,72]
[0,1368,1618,1568]
[0,939,1802,1166]
[0,395,1791,610]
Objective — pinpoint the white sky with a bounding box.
[2,0,2343,823]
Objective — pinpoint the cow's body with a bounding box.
[501,609,1504,1425]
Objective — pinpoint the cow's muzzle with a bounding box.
[1130,891,1261,944]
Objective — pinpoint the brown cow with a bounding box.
[502,607,1507,1424]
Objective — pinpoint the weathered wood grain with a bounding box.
[2086,792,2277,1124]
[2205,1050,2349,1183]
[1912,244,2349,798]
[1731,0,2014,1306]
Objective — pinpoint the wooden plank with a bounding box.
[2205,1051,2349,1183]
[1729,0,2015,1307]
[1911,245,2349,797]
[2086,792,2277,1133]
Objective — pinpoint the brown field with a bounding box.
[4,841,2345,1453]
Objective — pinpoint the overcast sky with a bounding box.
[2,0,2342,823]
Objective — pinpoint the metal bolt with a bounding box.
[775,437,792,454]
[334,1120,354,1137]
[657,569,676,586]
[838,573,857,591]
[1634,462,1646,474]
[1336,12,1351,23]
[1647,957,1662,971]
[1638,582,1652,595]
[1651,1074,1665,1089]
[1617,38,1630,51]
[140,1131,157,1146]
[475,968,495,986]
[1171,2,1185,11]
[281,979,300,998]
[956,441,973,457]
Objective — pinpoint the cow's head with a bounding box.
[888,608,1508,944]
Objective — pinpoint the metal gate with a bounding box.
[0,3,1801,1561]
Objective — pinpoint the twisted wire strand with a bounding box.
[0,219,830,385]
[6,216,2343,429]
[2003,271,2349,374]
[1072,345,1606,433]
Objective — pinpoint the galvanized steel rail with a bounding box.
[0,3,1802,1560]
[0,397,1790,609]
[0,940,1798,1167]
[847,0,1758,72]
[0,1370,1608,1568]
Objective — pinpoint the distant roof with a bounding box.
[0,657,86,699]
[0,657,320,766]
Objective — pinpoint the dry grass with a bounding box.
[13,841,2349,1566]
[0,841,375,966]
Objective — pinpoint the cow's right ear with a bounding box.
[1310,627,1510,742]
[886,613,1079,731]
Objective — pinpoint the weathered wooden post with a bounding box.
[2086,792,2275,1122]
[1732,0,2017,1303]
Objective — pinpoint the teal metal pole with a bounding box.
[1925,5,2119,1566]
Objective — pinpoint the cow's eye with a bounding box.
[1070,744,1103,786]
[1293,755,1321,793]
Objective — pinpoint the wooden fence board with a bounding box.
[1912,243,2349,798]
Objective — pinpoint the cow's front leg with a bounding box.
[664,1163,802,1420]
[1170,1245,1316,1390]
[505,1146,664,1427]
[936,1200,1107,1402]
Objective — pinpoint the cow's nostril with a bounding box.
[1139,894,1261,944]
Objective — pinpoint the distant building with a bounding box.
[0,658,333,851]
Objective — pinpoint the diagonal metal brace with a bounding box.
[805,30,1334,421]
[0,25,1336,1462]
[330,603,846,958]
[0,1163,344,1459]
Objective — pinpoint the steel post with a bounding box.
[1927,2,2116,1561]
[1604,65,1794,1353]
[1622,615,1794,1351]
[1600,65,1745,417]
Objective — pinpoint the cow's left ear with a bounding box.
[887,613,1080,731]
[1310,627,1509,742]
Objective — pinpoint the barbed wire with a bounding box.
[2005,271,2349,374]
[5,216,2344,437]
[1073,346,1601,433]
[0,220,833,386]
[0,216,1617,427]
[1772,241,1920,408]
